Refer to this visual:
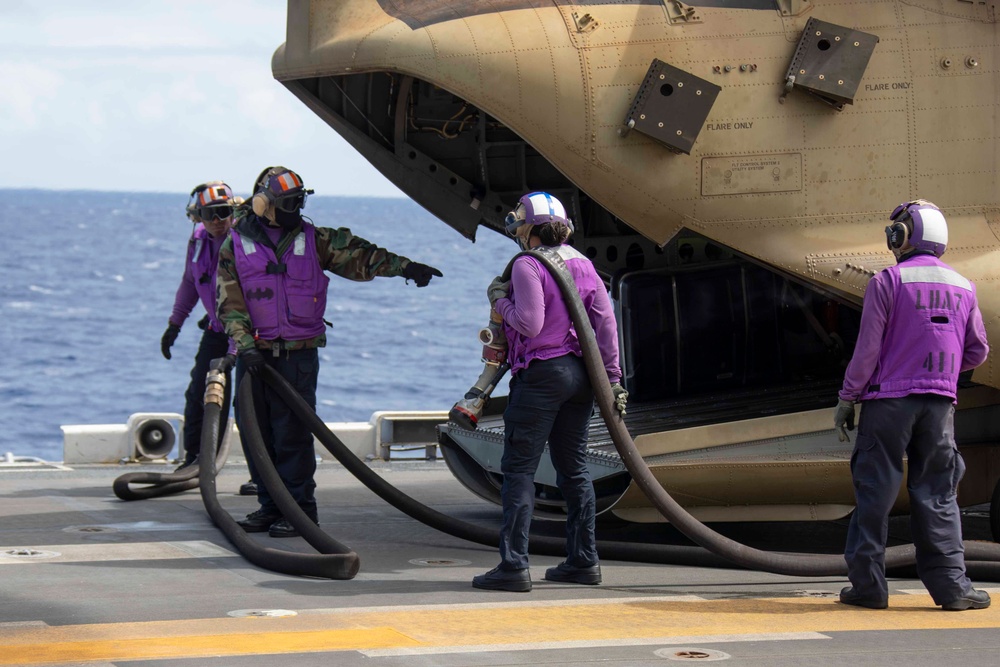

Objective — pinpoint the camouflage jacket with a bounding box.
[216,213,413,351]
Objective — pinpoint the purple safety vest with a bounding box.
[190,225,226,333]
[231,222,329,342]
[860,254,978,401]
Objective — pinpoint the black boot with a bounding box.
[236,509,281,533]
[268,518,319,538]
[544,561,602,585]
[173,456,199,473]
[839,586,888,609]
[472,565,531,592]
[942,589,991,611]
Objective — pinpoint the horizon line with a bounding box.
[0,186,409,199]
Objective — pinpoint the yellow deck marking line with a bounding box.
[2,593,998,665]
[0,628,416,664]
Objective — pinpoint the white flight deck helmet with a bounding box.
[504,192,574,249]
[885,199,948,260]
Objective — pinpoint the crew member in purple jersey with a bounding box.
[835,199,990,611]
[472,192,626,592]
[161,182,238,470]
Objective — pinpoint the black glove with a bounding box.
[834,398,856,443]
[210,354,237,374]
[161,323,181,360]
[611,382,629,416]
[197,314,210,331]
[487,276,510,309]
[402,261,443,287]
[238,348,265,376]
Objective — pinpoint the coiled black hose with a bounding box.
[113,374,233,501]
[195,365,359,579]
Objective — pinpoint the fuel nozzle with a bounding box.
[449,310,510,430]
[477,309,506,352]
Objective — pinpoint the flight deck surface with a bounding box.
[1,459,998,666]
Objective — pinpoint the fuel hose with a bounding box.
[256,358,738,568]
[113,370,233,501]
[209,249,1000,581]
[527,246,1000,580]
[196,363,359,580]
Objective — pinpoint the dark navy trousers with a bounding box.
[182,328,232,462]
[234,348,319,521]
[845,394,970,605]
[499,355,598,571]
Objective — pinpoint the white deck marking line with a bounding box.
[361,631,830,657]
[72,521,217,532]
[0,462,72,472]
[300,595,707,615]
[169,541,239,557]
[0,541,239,564]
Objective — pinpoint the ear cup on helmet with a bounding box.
[251,190,271,216]
[886,221,909,250]
[248,165,311,219]
[251,166,279,217]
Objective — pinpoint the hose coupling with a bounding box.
[204,369,227,407]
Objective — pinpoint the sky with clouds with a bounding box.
[0,1,403,197]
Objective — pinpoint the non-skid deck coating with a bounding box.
[1,459,998,666]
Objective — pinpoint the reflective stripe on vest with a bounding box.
[899,265,972,291]
[238,230,305,256]
[240,234,257,255]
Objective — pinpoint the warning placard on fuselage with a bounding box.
[701,153,802,196]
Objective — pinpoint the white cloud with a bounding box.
[1,1,286,50]
[0,1,403,197]
[0,63,63,129]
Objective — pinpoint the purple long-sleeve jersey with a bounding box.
[169,228,235,355]
[840,253,989,403]
[494,246,621,383]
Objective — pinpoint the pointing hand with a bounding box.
[402,261,443,287]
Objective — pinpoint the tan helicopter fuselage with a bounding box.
[273,0,1000,522]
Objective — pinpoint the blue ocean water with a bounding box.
[0,190,514,461]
